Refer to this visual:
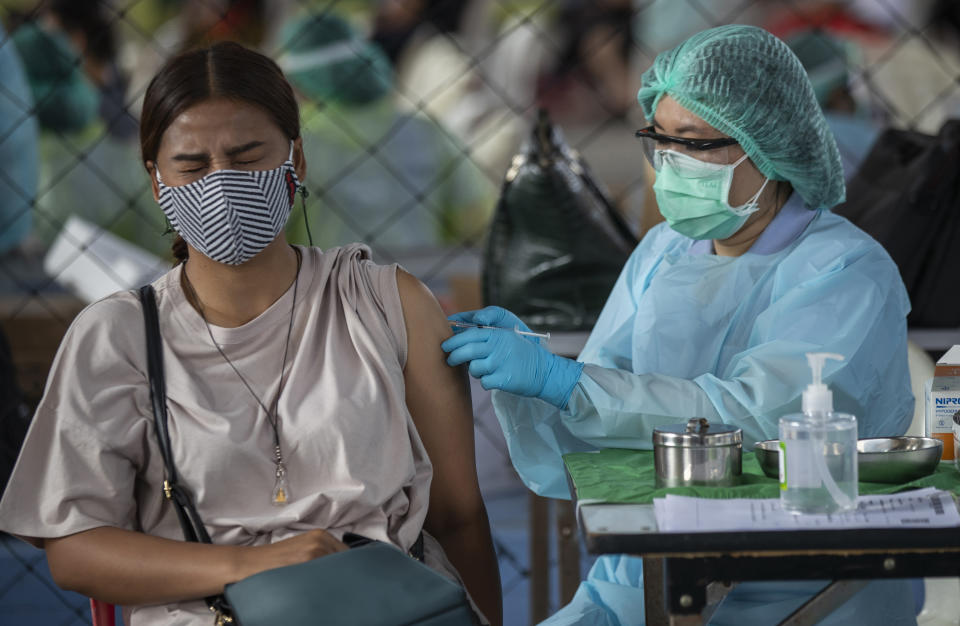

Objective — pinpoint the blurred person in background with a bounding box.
[278,12,494,255]
[539,0,637,118]
[762,4,897,180]
[10,7,169,259]
[127,0,290,113]
[42,0,138,140]
[371,0,470,68]
[530,0,653,235]
[786,28,880,179]
[373,0,522,181]
[766,0,960,134]
[632,0,778,56]
[371,0,431,66]
[0,27,38,526]
[0,20,37,263]
[9,13,99,136]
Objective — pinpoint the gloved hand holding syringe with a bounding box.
[442,306,582,408]
[449,321,551,340]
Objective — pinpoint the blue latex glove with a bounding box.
[442,306,584,409]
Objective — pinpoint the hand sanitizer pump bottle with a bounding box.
[779,353,858,514]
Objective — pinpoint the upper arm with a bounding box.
[395,269,484,532]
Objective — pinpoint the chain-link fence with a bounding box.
[2,0,959,624]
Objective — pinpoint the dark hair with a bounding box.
[140,41,300,263]
[47,0,116,62]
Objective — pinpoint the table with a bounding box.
[571,465,960,625]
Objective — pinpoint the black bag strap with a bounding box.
[138,285,234,621]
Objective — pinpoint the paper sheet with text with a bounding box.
[654,488,960,532]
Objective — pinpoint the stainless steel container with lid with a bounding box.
[653,418,742,488]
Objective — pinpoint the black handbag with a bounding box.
[138,285,476,626]
[833,119,960,328]
[482,109,638,331]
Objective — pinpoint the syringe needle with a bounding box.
[448,321,550,341]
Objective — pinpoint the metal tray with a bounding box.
[754,437,944,484]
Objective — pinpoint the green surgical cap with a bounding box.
[638,25,845,209]
[278,13,392,106]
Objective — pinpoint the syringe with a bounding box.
[449,321,551,340]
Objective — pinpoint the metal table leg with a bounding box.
[556,499,581,607]
[644,557,667,626]
[778,580,869,626]
[658,558,736,625]
[656,555,867,626]
[529,493,550,624]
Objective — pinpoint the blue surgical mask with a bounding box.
[653,150,769,240]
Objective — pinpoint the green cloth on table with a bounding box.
[563,448,960,504]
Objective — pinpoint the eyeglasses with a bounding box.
[635,126,740,167]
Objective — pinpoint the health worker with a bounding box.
[442,25,916,625]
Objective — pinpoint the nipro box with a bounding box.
[926,345,960,461]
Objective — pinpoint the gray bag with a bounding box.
[224,541,474,626]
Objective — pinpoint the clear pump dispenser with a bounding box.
[779,353,858,514]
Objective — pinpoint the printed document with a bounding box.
[654,488,960,532]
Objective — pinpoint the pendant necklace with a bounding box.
[182,247,301,506]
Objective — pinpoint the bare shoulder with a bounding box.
[395,267,431,302]
[394,268,453,344]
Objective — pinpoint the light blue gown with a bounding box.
[492,194,918,625]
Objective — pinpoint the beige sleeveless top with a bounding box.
[0,244,457,625]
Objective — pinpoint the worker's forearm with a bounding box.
[45,526,247,605]
[431,511,503,626]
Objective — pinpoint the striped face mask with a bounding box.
[157,143,300,265]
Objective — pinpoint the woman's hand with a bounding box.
[238,529,348,579]
[45,526,346,606]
